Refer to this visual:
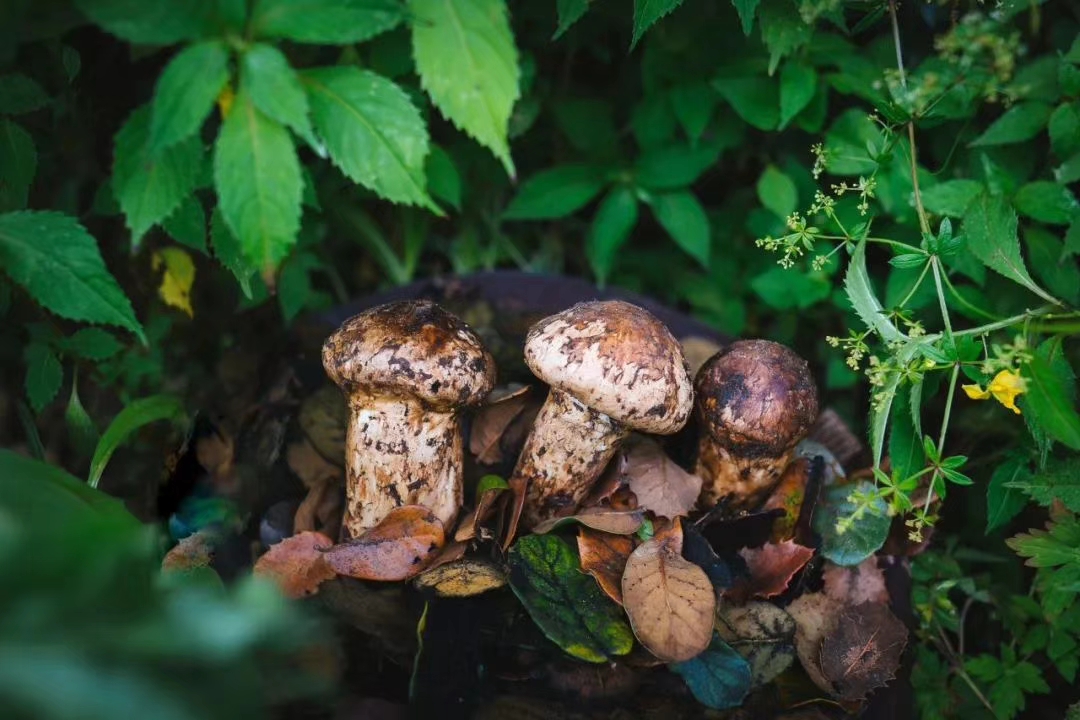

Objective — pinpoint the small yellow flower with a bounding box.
[962,369,1026,414]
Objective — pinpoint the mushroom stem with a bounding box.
[343,394,462,539]
[519,389,630,527]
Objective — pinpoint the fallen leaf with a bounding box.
[715,600,797,687]
[501,474,528,551]
[508,534,634,663]
[670,633,752,710]
[298,384,348,465]
[621,535,715,662]
[253,531,337,598]
[762,458,810,540]
[622,438,703,518]
[682,526,736,590]
[161,531,215,572]
[786,591,836,694]
[699,506,786,552]
[651,515,684,553]
[152,246,195,316]
[322,506,445,581]
[823,558,888,606]
[813,481,890,566]
[819,602,907,700]
[470,385,533,464]
[456,474,509,541]
[580,449,628,507]
[414,557,507,597]
[729,539,815,602]
[531,507,645,536]
[577,527,634,605]
[287,438,342,488]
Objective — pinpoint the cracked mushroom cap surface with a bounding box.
[523,300,693,434]
[695,339,819,457]
[323,300,496,409]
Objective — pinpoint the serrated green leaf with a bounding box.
[712,75,778,131]
[209,207,256,298]
[1005,457,1080,513]
[240,43,317,149]
[250,0,404,44]
[113,106,203,245]
[671,634,752,710]
[73,0,213,44]
[813,481,890,566]
[89,395,186,488]
[1022,345,1080,450]
[1049,103,1080,158]
[149,41,230,153]
[631,0,685,48]
[425,145,461,211]
[986,457,1030,532]
[962,193,1057,304]
[586,186,639,285]
[1026,227,1080,304]
[0,211,144,341]
[554,0,589,38]
[0,118,36,212]
[731,0,760,35]
[759,0,812,74]
[409,0,520,176]
[970,102,1052,147]
[214,91,302,274]
[24,341,62,413]
[756,165,796,218]
[1013,181,1079,225]
[889,253,928,269]
[647,190,710,267]
[636,142,720,191]
[64,328,123,361]
[670,82,718,145]
[161,195,207,254]
[303,66,434,210]
[844,239,903,343]
[0,73,49,114]
[508,534,634,663]
[503,165,606,220]
[779,63,815,128]
[921,179,982,218]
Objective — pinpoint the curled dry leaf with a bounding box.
[762,457,810,541]
[470,385,534,465]
[414,557,507,598]
[253,531,337,599]
[729,539,815,603]
[323,506,445,581]
[823,558,888,606]
[531,507,645,536]
[621,535,715,662]
[577,527,634,605]
[161,531,215,572]
[819,602,907,700]
[715,600,797,688]
[288,438,344,533]
[621,437,702,519]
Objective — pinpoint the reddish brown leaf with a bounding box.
[820,602,907,700]
[823,558,888,606]
[729,539,814,602]
[531,507,644,535]
[621,438,702,518]
[253,531,337,598]
[577,527,634,605]
[323,506,445,581]
[501,475,528,551]
[651,515,684,554]
[424,539,468,571]
[469,385,534,464]
[161,531,215,572]
[762,457,810,541]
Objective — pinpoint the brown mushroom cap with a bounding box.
[523,300,693,435]
[323,300,496,408]
[695,339,818,458]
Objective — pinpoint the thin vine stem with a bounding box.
[889,0,931,236]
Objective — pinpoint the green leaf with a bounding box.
[0,73,49,114]
[823,109,881,176]
[844,239,904,343]
[508,534,634,663]
[425,145,462,211]
[671,634,752,710]
[750,267,830,310]
[1009,516,1080,569]
[586,186,639,285]
[970,102,1052,147]
[1006,457,1080,513]
[303,66,434,210]
[759,0,812,74]
[73,0,213,44]
[89,395,186,488]
[1056,153,1080,185]
[730,0,760,35]
[554,0,589,39]
[962,193,1057,304]
[631,93,678,149]
[921,179,982,218]
[779,63,815,128]
[670,82,718,145]
[647,190,710,267]
[756,165,797,218]
[24,341,62,413]
[813,481,890,566]
[553,98,618,157]
[888,390,923,489]
[209,207,256,297]
[1022,346,1080,451]
[0,211,144,341]
[635,143,720,191]
[409,0,520,176]
[631,0,685,48]
[1049,103,1080,158]
[1026,227,1080,304]
[113,106,203,245]
[149,41,230,153]
[986,457,1031,532]
[65,374,100,459]
[250,0,403,44]
[63,328,123,361]
[277,250,327,323]
[503,165,606,220]
[1013,181,1078,225]
[214,91,302,274]
[161,195,208,254]
[241,44,317,150]
[0,118,36,211]
[712,75,778,131]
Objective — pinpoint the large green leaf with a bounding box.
[88,395,186,488]
[250,0,403,44]
[778,63,815,128]
[756,165,797,218]
[969,102,1052,147]
[713,75,778,131]
[962,193,1057,303]
[209,207,257,298]
[213,91,302,274]
[73,0,214,44]
[631,0,685,48]
[409,0,520,176]
[813,481,890,566]
[149,41,230,153]
[162,195,208,254]
[920,179,982,217]
[586,186,639,285]
[1049,102,1080,158]
[0,118,36,211]
[240,44,317,149]
[24,341,62,413]
[1013,181,1078,225]
[113,106,203,245]
[647,190,710,267]
[759,0,812,74]
[0,211,144,341]
[303,67,433,209]
[508,534,634,663]
[671,634,753,710]
[1022,342,1080,451]
[844,239,903,343]
[1006,457,1080,513]
[0,74,49,115]
[986,456,1031,533]
[635,142,720,191]
[503,165,606,220]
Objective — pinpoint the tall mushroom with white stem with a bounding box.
[513,300,694,529]
[694,339,819,511]
[322,300,496,539]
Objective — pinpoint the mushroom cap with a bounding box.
[322,300,496,409]
[695,339,818,458]
[523,300,693,434]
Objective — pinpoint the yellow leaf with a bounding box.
[152,247,195,317]
[217,84,235,120]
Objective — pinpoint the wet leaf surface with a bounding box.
[813,481,889,566]
[413,557,507,597]
[253,530,337,598]
[577,527,634,604]
[621,535,715,662]
[670,633,752,710]
[323,506,445,581]
[508,534,634,663]
[729,539,815,602]
[531,507,645,535]
[621,437,703,518]
[715,600,797,687]
[820,602,907,700]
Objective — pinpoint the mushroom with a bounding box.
[514,300,694,528]
[322,300,496,539]
[694,339,819,511]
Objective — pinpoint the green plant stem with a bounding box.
[896,260,932,310]
[940,270,1001,321]
[889,0,931,236]
[922,363,960,519]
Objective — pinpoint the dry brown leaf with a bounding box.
[786,592,836,694]
[253,531,337,598]
[162,531,215,572]
[621,535,715,662]
[729,539,815,602]
[762,457,810,541]
[820,602,907,700]
[715,600,797,688]
[470,385,533,465]
[298,384,348,465]
[413,557,507,597]
[501,474,528,551]
[577,528,634,605]
[323,506,445,581]
[621,438,702,519]
[651,515,684,554]
[823,558,888,606]
[287,438,342,488]
[531,507,645,536]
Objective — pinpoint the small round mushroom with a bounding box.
[694,339,819,510]
[322,300,496,538]
[514,300,694,528]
